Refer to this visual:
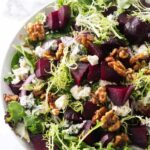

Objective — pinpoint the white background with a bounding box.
[0,0,51,149]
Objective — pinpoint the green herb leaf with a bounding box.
[24,115,44,134]
[6,101,25,125]
[11,51,23,69]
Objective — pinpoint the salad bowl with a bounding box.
[1,0,150,150]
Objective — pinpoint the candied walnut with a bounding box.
[108,60,127,77]
[56,43,64,60]
[26,22,45,41]
[113,133,129,147]
[110,47,129,59]
[144,69,150,75]
[4,94,19,102]
[101,110,121,132]
[105,56,115,62]
[95,87,107,103]
[126,68,136,81]
[51,108,60,116]
[92,106,107,124]
[76,33,94,47]
[130,53,149,65]
[133,60,147,71]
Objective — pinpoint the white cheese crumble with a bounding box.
[20,93,35,109]
[35,46,46,57]
[61,37,75,47]
[70,85,91,100]
[11,57,30,84]
[141,117,150,127]
[71,44,81,57]
[112,101,131,117]
[107,14,115,21]
[15,123,30,142]
[133,44,149,55]
[100,80,116,86]
[63,121,86,135]
[55,95,68,110]
[87,55,99,66]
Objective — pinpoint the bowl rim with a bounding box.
[0,1,56,149]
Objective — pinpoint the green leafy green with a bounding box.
[6,101,25,125]
[24,115,44,134]
[4,73,14,84]
[34,12,46,23]
[11,51,22,69]
[14,45,37,73]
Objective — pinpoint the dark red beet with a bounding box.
[118,13,129,33]
[83,121,101,145]
[71,62,89,85]
[87,43,105,61]
[100,61,123,82]
[128,126,148,148]
[31,134,47,150]
[124,17,148,44]
[35,58,50,79]
[64,107,83,123]
[9,81,23,95]
[47,10,59,30]
[87,64,100,82]
[82,101,99,119]
[100,132,114,147]
[140,0,150,7]
[58,5,71,29]
[107,85,134,106]
[102,6,117,16]
[100,38,126,56]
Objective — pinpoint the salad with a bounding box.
[3,0,150,150]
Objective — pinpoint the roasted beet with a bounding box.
[124,17,148,44]
[87,64,100,82]
[100,38,126,55]
[100,132,114,147]
[31,134,47,150]
[46,10,59,30]
[100,61,123,82]
[118,13,129,32]
[64,107,83,123]
[128,126,148,148]
[87,43,105,61]
[35,58,50,79]
[83,120,101,145]
[82,101,99,119]
[58,5,71,29]
[107,85,134,106]
[102,6,117,16]
[71,62,89,85]
[140,0,150,7]
[9,81,23,95]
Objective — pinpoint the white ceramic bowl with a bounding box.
[0,2,55,149]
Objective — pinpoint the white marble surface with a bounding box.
[0,0,52,149]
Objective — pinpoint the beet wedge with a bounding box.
[46,10,59,30]
[128,126,148,148]
[107,85,134,106]
[100,61,123,82]
[87,43,105,61]
[58,5,71,29]
[87,64,100,82]
[35,58,50,79]
[82,101,99,120]
[31,134,47,150]
[71,62,89,85]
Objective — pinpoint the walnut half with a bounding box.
[4,94,19,103]
[101,110,121,132]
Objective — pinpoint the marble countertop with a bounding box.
[0,0,51,149]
